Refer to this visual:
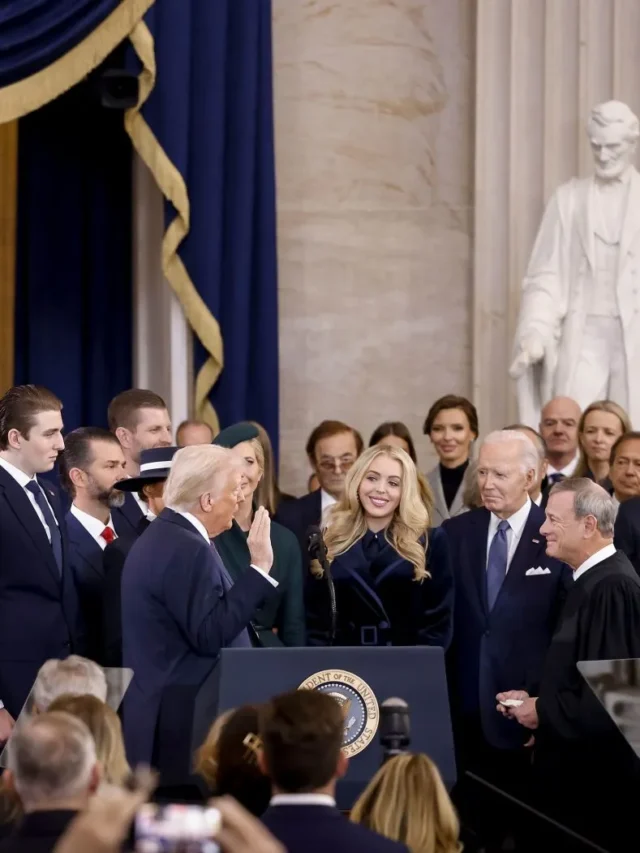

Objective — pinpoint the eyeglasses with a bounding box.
[317,456,356,473]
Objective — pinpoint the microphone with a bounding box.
[306,525,337,646]
[379,697,411,763]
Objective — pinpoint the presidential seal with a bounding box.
[298,670,379,757]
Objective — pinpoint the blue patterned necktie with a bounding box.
[26,480,62,575]
[486,519,510,611]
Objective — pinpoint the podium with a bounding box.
[156,646,455,809]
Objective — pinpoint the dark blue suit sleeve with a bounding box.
[161,543,273,654]
[419,527,454,649]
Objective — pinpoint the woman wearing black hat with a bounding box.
[213,423,306,646]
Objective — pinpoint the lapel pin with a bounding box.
[532,538,540,544]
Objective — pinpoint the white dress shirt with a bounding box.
[70,504,116,551]
[0,456,57,543]
[533,493,543,507]
[573,543,617,582]
[270,793,336,808]
[486,497,532,573]
[546,452,580,480]
[321,489,337,525]
[176,510,278,588]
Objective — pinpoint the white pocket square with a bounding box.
[525,566,551,576]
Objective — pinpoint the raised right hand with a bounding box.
[0,708,15,744]
[247,507,273,573]
[508,333,545,379]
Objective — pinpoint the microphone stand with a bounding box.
[317,538,337,646]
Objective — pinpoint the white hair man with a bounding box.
[499,478,640,849]
[441,431,571,823]
[511,100,640,427]
[32,655,107,713]
[2,711,100,851]
[121,444,275,774]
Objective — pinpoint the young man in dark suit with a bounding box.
[443,430,570,782]
[107,388,172,536]
[0,385,83,741]
[259,690,407,853]
[59,428,127,663]
[275,420,363,563]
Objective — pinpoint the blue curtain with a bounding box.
[0,0,121,86]
[139,0,280,452]
[14,60,133,432]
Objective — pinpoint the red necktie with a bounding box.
[101,527,115,545]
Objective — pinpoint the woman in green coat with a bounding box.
[214,423,306,647]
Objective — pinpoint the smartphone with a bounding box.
[134,803,221,853]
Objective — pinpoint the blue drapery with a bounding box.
[14,64,133,432]
[0,0,121,86]
[138,0,280,452]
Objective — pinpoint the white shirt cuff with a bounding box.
[251,564,278,588]
[0,700,4,710]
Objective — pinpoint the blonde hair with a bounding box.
[575,400,631,478]
[164,444,237,512]
[48,694,130,787]
[323,446,429,581]
[250,422,278,514]
[350,753,462,853]
[194,709,234,788]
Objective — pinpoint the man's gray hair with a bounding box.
[588,100,640,142]
[164,444,239,513]
[550,478,617,537]
[33,656,107,712]
[482,429,539,474]
[7,711,96,807]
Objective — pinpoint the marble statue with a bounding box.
[510,100,640,427]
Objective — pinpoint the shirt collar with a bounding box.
[533,492,543,506]
[270,794,336,808]
[321,490,337,513]
[573,543,617,582]
[0,455,36,488]
[488,496,531,538]
[70,504,115,545]
[173,510,210,543]
[547,452,579,479]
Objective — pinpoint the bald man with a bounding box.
[539,397,581,485]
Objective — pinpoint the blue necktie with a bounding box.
[549,473,565,485]
[26,480,62,575]
[209,539,252,647]
[486,519,510,611]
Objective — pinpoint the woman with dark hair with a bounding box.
[369,422,418,463]
[424,395,478,527]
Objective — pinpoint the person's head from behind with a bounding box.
[258,690,347,795]
[0,385,64,476]
[539,396,581,466]
[163,444,244,537]
[59,428,126,511]
[369,422,418,464]
[4,712,100,813]
[325,446,429,581]
[306,420,364,501]
[176,420,214,447]
[351,752,461,853]
[423,395,478,469]
[609,432,640,502]
[477,430,538,517]
[107,389,172,469]
[504,424,547,502]
[47,694,130,788]
[541,479,616,570]
[195,705,271,816]
[33,656,107,713]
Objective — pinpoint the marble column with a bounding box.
[474,0,640,432]
[273,0,475,493]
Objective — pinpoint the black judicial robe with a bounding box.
[306,526,453,648]
[534,549,640,846]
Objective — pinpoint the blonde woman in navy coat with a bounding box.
[306,446,453,648]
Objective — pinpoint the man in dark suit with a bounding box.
[58,427,127,663]
[0,385,83,741]
[499,478,640,849]
[107,388,172,537]
[614,493,640,574]
[102,446,178,666]
[259,689,407,853]
[275,420,363,562]
[122,444,277,772]
[443,429,570,784]
[0,711,100,853]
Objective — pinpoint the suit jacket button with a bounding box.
[379,621,389,630]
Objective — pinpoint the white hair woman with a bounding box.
[306,445,453,648]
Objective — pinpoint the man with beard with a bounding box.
[59,428,127,663]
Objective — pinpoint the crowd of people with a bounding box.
[0,383,640,850]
